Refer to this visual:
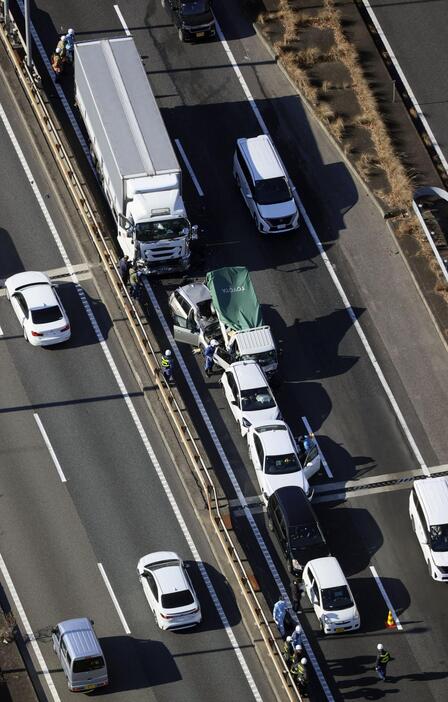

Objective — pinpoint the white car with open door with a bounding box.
[303,556,360,634]
[5,271,71,346]
[137,551,201,631]
[246,420,319,501]
[221,360,280,436]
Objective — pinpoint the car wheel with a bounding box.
[5,288,10,301]
[178,27,185,42]
[267,517,274,532]
[235,173,240,188]
[428,560,433,578]
[319,618,324,633]
[411,515,415,532]
[23,328,28,342]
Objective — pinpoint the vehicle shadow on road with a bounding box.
[185,560,242,630]
[96,635,180,693]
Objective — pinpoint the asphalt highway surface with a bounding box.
[368,0,448,172]
[0,32,275,702]
[2,0,448,701]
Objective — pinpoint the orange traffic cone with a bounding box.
[386,610,396,628]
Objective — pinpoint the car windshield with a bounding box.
[136,218,189,242]
[161,589,194,609]
[430,523,448,552]
[290,524,322,545]
[31,306,63,324]
[265,452,299,475]
[241,386,275,412]
[321,585,353,611]
[73,656,105,673]
[254,177,291,205]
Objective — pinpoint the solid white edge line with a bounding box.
[34,413,67,483]
[0,553,62,702]
[301,415,333,479]
[216,16,429,479]
[97,564,131,635]
[0,97,262,702]
[175,139,205,197]
[114,4,131,36]
[369,565,403,631]
[361,0,448,177]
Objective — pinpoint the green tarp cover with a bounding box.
[205,267,263,331]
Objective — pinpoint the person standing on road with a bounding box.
[129,267,142,300]
[291,578,304,612]
[375,643,391,681]
[291,623,303,649]
[119,255,130,285]
[203,338,219,377]
[282,636,294,666]
[161,349,174,385]
[273,595,287,638]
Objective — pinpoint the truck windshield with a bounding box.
[243,350,277,367]
[136,218,189,243]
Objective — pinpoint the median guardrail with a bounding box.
[0,6,304,700]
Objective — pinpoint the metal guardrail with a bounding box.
[0,8,303,701]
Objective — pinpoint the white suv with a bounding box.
[409,477,448,581]
[233,135,299,234]
[303,557,360,634]
[246,420,319,501]
[221,361,280,436]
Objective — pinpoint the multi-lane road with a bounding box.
[1,1,448,701]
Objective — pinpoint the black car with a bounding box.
[267,487,330,575]
[164,0,216,42]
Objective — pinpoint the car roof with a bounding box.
[58,619,102,659]
[154,562,188,595]
[308,557,347,589]
[22,284,57,309]
[237,135,284,181]
[254,421,294,455]
[231,361,267,390]
[269,487,314,525]
[179,283,211,306]
[415,477,448,525]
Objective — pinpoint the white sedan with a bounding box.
[220,360,280,436]
[247,420,320,501]
[137,551,202,631]
[5,271,71,346]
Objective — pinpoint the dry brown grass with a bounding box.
[296,47,321,67]
[328,116,345,141]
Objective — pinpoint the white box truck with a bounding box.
[74,37,196,275]
[169,266,278,377]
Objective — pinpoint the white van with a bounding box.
[302,556,360,634]
[233,134,299,234]
[409,477,448,581]
[52,618,108,692]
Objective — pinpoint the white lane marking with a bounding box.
[0,101,262,702]
[361,1,448,178]
[0,554,62,702]
[34,414,67,483]
[315,464,448,495]
[369,565,403,631]
[215,18,429,479]
[15,0,90,160]
[175,139,205,197]
[97,563,131,634]
[114,4,131,36]
[314,483,407,503]
[0,324,3,335]
[229,496,263,507]
[301,416,333,478]
[144,278,333,702]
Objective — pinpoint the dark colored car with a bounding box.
[267,487,329,575]
[164,0,216,42]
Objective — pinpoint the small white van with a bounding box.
[233,135,299,234]
[409,477,448,581]
[52,618,108,692]
[303,556,360,634]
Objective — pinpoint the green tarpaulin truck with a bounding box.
[169,266,278,376]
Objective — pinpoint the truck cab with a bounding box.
[166,0,216,43]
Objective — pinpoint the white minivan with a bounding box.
[52,618,108,692]
[302,556,360,634]
[409,477,448,581]
[233,135,299,234]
